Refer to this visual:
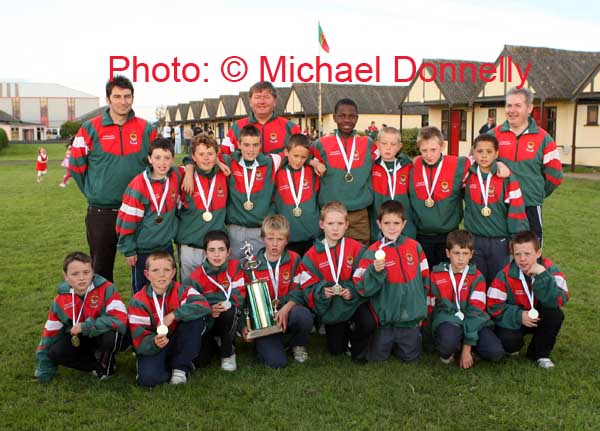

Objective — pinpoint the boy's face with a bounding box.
[333,104,358,136]
[263,230,288,260]
[512,242,542,274]
[473,140,498,171]
[249,89,276,119]
[320,211,349,243]
[192,144,217,172]
[285,145,310,170]
[239,136,261,161]
[64,261,94,296]
[148,148,174,177]
[144,258,176,294]
[377,133,402,162]
[445,245,474,273]
[205,240,230,268]
[418,138,444,165]
[376,213,406,242]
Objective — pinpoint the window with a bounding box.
[11,127,19,140]
[421,114,429,127]
[459,110,467,141]
[544,107,557,139]
[587,105,598,126]
[441,110,449,139]
[67,98,76,121]
[487,108,497,123]
[40,98,48,126]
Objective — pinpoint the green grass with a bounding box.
[1,145,599,430]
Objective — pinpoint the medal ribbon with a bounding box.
[242,160,259,204]
[193,171,217,212]
[335,133,356,177]
[381,159,400,199]
[143,171,170,217]
[285,167,305,211]
[71,284,93,325]
[324,237,346,285]
[202,266,232,301]
[421,156,444,202]
[476,166,493,208]
[448,265,469,315]
[152,290,166,327]
[518,270,535,310]
[266,256,282,300]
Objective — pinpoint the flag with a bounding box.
[318,21,330,53]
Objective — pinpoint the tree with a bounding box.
[0,128,8,151]
[60,121,82,139]
[155,105,166,130]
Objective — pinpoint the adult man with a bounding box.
[479,116,496,134]
[70,75,157,281]
[220,81,301,155]
[490,87,563,243]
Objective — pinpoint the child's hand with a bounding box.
[211,303,223,318]
[241,327,253,343]
[521,310,539,328]
[459,346,474,369]
[373,259,386,272]
[340,288,352,300]
[163,312,176,327]
[310,159,327,177]
[323,287,334,298]
[496,161,511,178]
[70,323,83,336]
[527,263,546,276]
[275,302,294,332]
[125,255,137,267]
[181,164,195,194]
[154,334,169,349]
[217,160,231,176]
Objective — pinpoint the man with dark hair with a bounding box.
[70,75,157,281]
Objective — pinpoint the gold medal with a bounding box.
[424,198,435,208]
[71,335,80,347]
[332,284,343,295]
[202,211,213,222]
[374,250,386,260]
[292,207,302,217]
[481,207,492,217]
[155,215,163,224]
[243,200,254,211]
[344,172,354,183]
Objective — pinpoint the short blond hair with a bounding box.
[378,126,401,144]
[261,214,290,239]
[145,251,176,269]
[320,201,348,221]
[417,126,444,147]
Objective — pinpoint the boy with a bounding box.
[128,252,210,386]
[464,134,529,285]
[116,137,180,294]
[35,252,128,383]
[222,124,282,259]
[311,99,377,246]
[275,134,320,256]
[177,133,228,281]
[429,230,505,368]
[354,200,429,363]
[487,231,569,368]
[241,215,313,368]
[370,126,416,241]
[298,202,374,362]
[188,230,246,372]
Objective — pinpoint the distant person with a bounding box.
[366,121,378,140]
[70,75,157,282]
[479,117,496,134]
[183,126,193,154]
[162,124,172,140]
[59,140,73,188]
[35,147,48,183]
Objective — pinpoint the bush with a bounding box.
[401,127,420,157]
[60,121,82,139]
[0,128,8,151]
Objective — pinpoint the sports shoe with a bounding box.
[292,346,308,363]
[536,358,555,369]
[59,183,66,188]
[92,362,116,380]
[440,354,455,365]
[170,369,187,384]
[508,351,520,356]
[221,354,237,372]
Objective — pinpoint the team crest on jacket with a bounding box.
[488,185,496,197]
[270,133,278,144]
[303,179,309,189]
[346,255,354,267]
[256,169,263,180]
[129,133,138,145]
[526,141,535,152]
[221,280,230,289]
[441,180,449,192]
[399,173,407,184]
[89,294,100,309]
[217,186,225,197]
[353,150,360,161]
[405,251,415,265]
[282,270,291,282]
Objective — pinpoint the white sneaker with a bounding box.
[440,354,455,365]
[170,369,187,384]
[536,358,555,369]
[59,183,66,188]
[292,346,308,363]
[221,354,237,371]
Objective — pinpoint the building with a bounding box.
[0,82,99,140]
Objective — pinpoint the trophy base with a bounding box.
[246,325,283,340]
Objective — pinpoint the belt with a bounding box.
[88,206,119,213]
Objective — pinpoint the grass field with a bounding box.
[1,143,599,430]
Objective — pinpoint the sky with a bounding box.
[4,0,600,120]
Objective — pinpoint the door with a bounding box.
[449,110,461,156]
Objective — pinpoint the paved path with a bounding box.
[564,172,600,181]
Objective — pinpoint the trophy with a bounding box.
[241,242,283,340]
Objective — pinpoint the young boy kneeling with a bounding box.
[429,230,504,368]
[128,252,210,386]
[35,252,128,383]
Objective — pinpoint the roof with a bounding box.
[166,105,177,123]
[0,82,98,98]
[189,101,203,121]
[216,95,238,119]
[275,87,291,115]
[0,109,17,123]
[202,98,219,119]
[500,45,600,100]
[288,83,408,116]
[418,58,486,106]
[75,106,107,123]
[176,103,190,123]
